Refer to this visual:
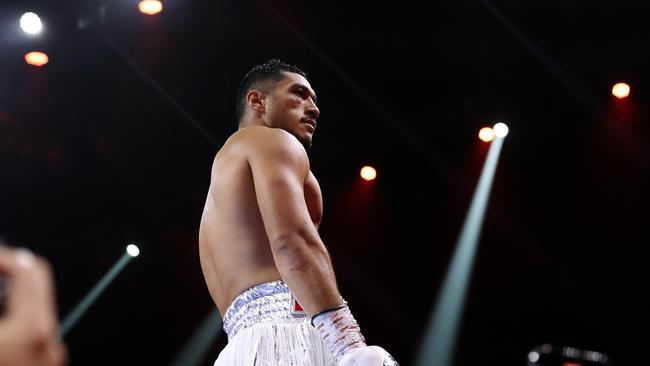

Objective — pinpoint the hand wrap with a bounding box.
[311,304,366,363]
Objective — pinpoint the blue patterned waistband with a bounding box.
[222,280,308,339]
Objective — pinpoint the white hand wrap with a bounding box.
[311,305,367,363]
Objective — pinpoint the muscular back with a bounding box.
[199,126,323,315]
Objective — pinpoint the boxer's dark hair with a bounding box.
[236,59,307,124]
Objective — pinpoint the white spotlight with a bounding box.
[493,122,509,137]
[20,12,43,35]
[126,244,140,257]
[527,351,540,363]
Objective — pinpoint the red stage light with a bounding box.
[25,51,49,67]
[138,0,163,15]
[360,166,377,181]
[612,82,630,99]
[478,127,495,142]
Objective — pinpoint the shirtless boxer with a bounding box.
[199,59,397,365]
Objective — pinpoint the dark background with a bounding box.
[1,0,648,365]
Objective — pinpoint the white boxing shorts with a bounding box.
[214,280,335,366]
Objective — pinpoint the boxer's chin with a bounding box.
[293,133,312,152]
[301,138,312,152]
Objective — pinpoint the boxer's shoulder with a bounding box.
[233,126,300,147]
[230,126,307,163]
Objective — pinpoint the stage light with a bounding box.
[139,0,163,15]
[493,122,509,138]
[126,244,140,257]
[24,51,49,67]
[612,82,630,99]
[478,127,495,142]
[414,125,507,366]
[20,12,42,34]
[61,247,139,337]
[527,351,540,363]
[360,166,377,181]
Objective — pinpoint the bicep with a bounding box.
[248,142,315,245]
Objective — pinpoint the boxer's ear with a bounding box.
[247,90,266,114]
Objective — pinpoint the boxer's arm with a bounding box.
[246,128,343,316]
[246,128,398,365]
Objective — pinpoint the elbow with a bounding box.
[270,231,324,272]
[269,230,318,252]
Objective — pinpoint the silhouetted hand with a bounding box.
[0,244,67,366]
